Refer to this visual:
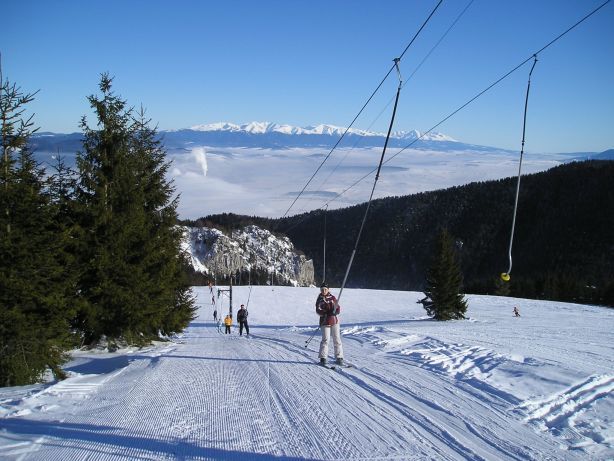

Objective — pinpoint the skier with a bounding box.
[224,314,232,334]
[213,309,218,322]
[237,304,250,336]
[316,283,344,366]
[513,306,520,317]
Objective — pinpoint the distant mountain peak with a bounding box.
[188,121,456,142]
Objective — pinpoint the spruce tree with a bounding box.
[75,75,195,346]
[129,108,196,337]
[74,74,134,343]
[419,229,468,320]
[0,74,75,386]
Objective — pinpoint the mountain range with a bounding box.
[30,121,513,153]
[30,121,610,159]
[29,122,610,219]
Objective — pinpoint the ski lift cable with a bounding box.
[336,60,403,306]
[318,0,610,210]
[322,204,327,283]
[245,284,253,309]
[276,1,608,245]
[281,0,444,219]
[280,0,458,221]
[500,56,538,283]
[312,0,473,206]
[313,0,470,194]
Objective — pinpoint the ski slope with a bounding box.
[1,287,612,460]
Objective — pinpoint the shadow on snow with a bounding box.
[1,418,325,461]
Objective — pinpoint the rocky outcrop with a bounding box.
[181,225,314,287]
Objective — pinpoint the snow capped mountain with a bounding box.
[393,128,456,142]
[30,121,505,155]
[188,121,454,141]
[181,224,315,286]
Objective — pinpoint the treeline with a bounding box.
[0,74,196,387]
[197,160,614,307]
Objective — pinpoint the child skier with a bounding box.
[224,314,232,334]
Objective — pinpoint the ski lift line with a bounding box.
[326,56,542,206]
[281,0,444,219]
[245,284,253,309]
[396,0,444,63]
[280,66,396,220]
[281,0,609,225]
[316,0,473,192]
[291,0,471,213]
[318,0,611,210]
[337,62,403,306]
[290,0,446,214]
[501,56,538,282]
[315,0,473,197]
[322,204,327,283]
[407,0,475,82]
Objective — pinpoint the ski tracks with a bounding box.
[251,333,435,460]
[1,317,603,460]
[517,374,614,453]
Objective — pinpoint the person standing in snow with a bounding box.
[224,314,232,334]
[213,309,218,322]
[513,306,520,317]
[237,304,250,336]
[316,283,344,366]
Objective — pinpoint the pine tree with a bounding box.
[418,229,468,320]
[0,73,75,386]
[125,107,196,338]
[74,74,134,343]
[74,75,195,346]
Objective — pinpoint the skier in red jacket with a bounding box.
[316,283,344,366]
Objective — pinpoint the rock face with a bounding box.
[181,224,315,287]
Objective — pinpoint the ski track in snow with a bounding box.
[0,287,612,460]
[517,374,614,450]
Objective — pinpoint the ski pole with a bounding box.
[305,326,320,347]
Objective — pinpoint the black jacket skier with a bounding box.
[237,304,249,336]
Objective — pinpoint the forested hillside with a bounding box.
[193,160,614,306]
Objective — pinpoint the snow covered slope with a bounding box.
[1,288,612,460]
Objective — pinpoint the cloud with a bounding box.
[166,145,565,220]
[192,147,208,177]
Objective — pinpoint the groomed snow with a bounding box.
[1,287,612,460]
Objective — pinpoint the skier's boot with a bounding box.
[335,358,344,366]
[319,358,327,366]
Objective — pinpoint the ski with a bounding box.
[333,364,353,370]
[318,362,353,370]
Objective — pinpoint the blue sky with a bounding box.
[2,0,613,153]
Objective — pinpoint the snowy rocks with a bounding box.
[182,224,315,286]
